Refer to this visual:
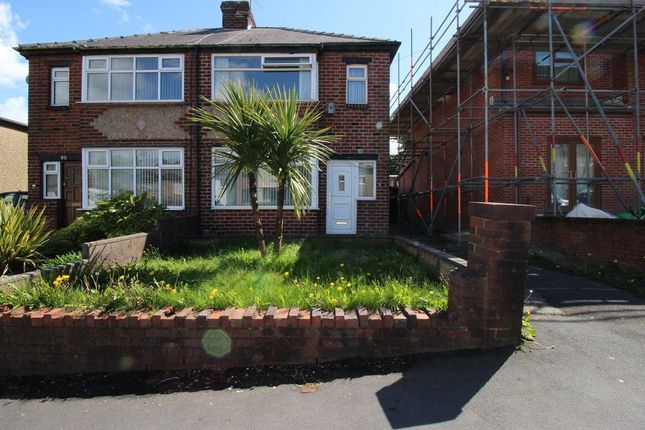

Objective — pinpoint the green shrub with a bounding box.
[42,216,103,257]
[85,191,165,238]
[40,250,83,269]
[43,192,165,256]
[0,202,51,275]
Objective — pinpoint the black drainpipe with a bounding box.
[193,46,202,231]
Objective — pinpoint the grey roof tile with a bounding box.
[17,27,399,51]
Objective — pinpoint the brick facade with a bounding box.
[21,2,396,236]
[0,202,535,377]
[397,49,645,231]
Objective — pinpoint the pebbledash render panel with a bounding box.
[17,1,400,236]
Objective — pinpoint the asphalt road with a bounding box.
[1,267,644,430]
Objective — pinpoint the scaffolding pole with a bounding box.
[391,0,645,233]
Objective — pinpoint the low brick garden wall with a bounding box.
[531,216,645,272]
[0,202,536,377]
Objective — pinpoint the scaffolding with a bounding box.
[390,0,645,242]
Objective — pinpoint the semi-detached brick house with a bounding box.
[17,1,400,236]
[392,2,645,231]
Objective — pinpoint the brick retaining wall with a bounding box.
[0,202,535,377]
[531,216,645,272]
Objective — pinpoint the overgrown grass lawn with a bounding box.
[0,238,447,312]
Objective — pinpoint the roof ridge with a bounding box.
[259,26,396,42]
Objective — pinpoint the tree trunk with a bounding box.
[273,179,286,254]
[248,171,267,257]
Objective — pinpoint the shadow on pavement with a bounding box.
[527,266,645,320]
[0,356,413,401]
[377,348,513,429]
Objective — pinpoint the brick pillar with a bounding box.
[449,202,536,346]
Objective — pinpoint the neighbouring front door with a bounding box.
[326,162,356,234]
[63,162,82,226]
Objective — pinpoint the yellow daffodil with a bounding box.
[336,286,343,293]
[283,271,290,277]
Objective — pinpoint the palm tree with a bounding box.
[260,88,336,253]
[191,83,269,256]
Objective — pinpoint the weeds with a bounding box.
[0,238,447,313]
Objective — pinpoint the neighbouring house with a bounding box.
[392,1,644,232]
[16,1,399,235]
[0,116,27,193]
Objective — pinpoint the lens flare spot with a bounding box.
[201,329,232,358]
[572,22,594,45]
[119,356,135,370]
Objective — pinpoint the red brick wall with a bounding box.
[0,202,535,377]
[397,49,645,231]
[26,48,393,237]
[531,217,645,272]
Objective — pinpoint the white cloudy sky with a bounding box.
[0,2,28,123]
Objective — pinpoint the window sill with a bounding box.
[49,105,69,111]
[79,100,186,105]
[345,103,369,109]
[82,206,185,211]
[211,206,319,211]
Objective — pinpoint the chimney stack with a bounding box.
[221,1,256,30]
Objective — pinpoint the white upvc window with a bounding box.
[82,55,184,102]
[51,67,70,106]
[211,147,318,209]
[357,160,376,200]
[82,148,184,210]
[346,65,368,105]
[43,162,61,199]
[212,53,318,101]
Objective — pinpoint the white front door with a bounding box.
[326,162,356,234]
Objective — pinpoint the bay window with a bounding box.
[212,54,316,101]
[83,148,184,209]
[212,148,318,209]
[83,55,183,102]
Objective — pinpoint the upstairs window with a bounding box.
[83,55,184,102]
[346,65,368,105]
[212,54,316,101]
[51,67,69,106]
[535,51,580,83]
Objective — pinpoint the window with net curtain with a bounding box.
[84,55,183,102]
[211,149,316,208]
[346,65,367,104]
[212,55,314,101]
[84,148,184,209]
